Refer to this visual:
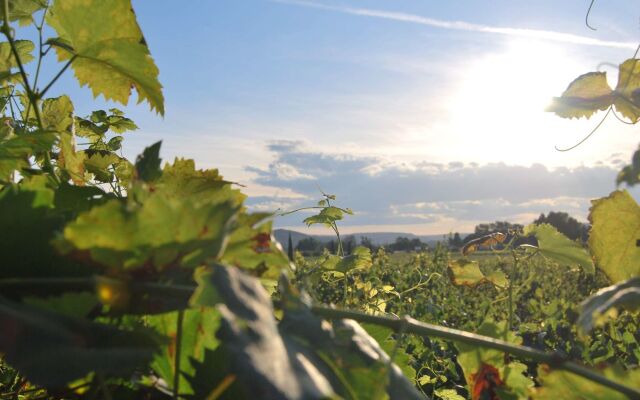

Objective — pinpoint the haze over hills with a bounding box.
[273,229,464,248]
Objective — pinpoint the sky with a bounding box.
[34,0,640,234]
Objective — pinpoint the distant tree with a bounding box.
[534,211,589,242]
[327,240,336,254]
[360,236,377,251]
[343,235,356,255]
[297,237,322,255]
[287,232,294,261]
[448,232,463,248]
[389,236,425,252]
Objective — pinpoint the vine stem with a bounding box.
[310,306,640,399]
[1,0,59,184]
[173,310,185,400]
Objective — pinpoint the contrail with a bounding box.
[272,0,637,50]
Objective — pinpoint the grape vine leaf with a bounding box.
[546,72,613,119]
[304,206,350,227]
[41,95,73,131]
[135,140,162,182]
[147,308,221,396]
[0,297,158,387]
[524,223,594,274]
[456,320,534,400]
[577,277,640,334]
[588,190,640,282]
[532,364,640,400]
[0,0,46,26]
[547,59,640,122]
[0,40,34,70]
[0,130,56,181]
[42,96,87,184]
[320,246,373,274]
[617,144,640,186]
[448,259,507,288]
[60,194,240,270]
[612,59,640,122]
[47,0,164,115]
[0,179,96,281]
[221,214,292,279]
[362,323,417,380]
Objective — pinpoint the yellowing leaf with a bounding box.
[47,0,164,114]
[59,131,86,185]
[448,259,506,288]
[588,190,640,282]
[524,223,594,274]
[41,95,73,131]
[456,320,533,399]
[613,59,640,123]
[0,40,34,70]
[547,72,614,119]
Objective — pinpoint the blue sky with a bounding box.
[35,0,640,234]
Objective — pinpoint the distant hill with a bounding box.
[273,229,461,249]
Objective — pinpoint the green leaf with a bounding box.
[448,259,507,288]
[135,140,162,182]
[335,246,372,273]
[0,297,158,387]
[588,190,640,282]
[47,0,164,114]
[319,246,372,274]
[524,223,594,274]
[546,72,614,119]
[0,181,100,281]
[0,0,46,26]
[532,364,640,400]
[147,308,221,396]
[577,277,640,334]
[61,194,240,270]
[220,214,291,278]
[434,388,465,400]
[0,131,56,181]
[362,323,416,380]
[23,292,98,318]
[304,206,345,226]
[157,157,244,206]
[0,40,34,70]
[617,144,640,186]
[82,149,120,182]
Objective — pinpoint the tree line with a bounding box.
[288,211,589,256]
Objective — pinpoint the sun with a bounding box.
[443,39,586,165]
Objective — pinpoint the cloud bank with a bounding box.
[245,141,621,234]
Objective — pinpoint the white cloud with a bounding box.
[246,142,627,233]
[272,0,637,49]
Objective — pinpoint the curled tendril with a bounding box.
[586,0,597,31]
[555,107,611,152]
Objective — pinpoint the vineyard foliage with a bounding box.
[0,1,638,399]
